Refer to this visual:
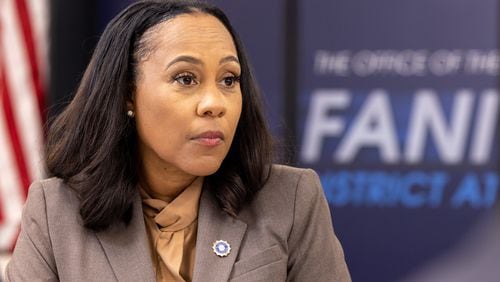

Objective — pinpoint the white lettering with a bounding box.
[314,50,351,76]
[351,50,427,77]
[301,89,351,163]
[470,89,499,163]
[428,50,462,76]
[465,50,500,75]
[336,90,400,163]
[405,89,474,163]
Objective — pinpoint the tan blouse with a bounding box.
[140,177,203,282]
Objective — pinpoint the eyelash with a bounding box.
[172,72,241,88]
[173,72,197,86]
[222,75,241,87]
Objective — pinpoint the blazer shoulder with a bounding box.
[267,164,321,194]
[242,165,323,224]
[270,164,313,176]
[28,177,66,196]
[36,177,66,192]
[25,177,81,222]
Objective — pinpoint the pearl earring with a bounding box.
[127,110,135,118]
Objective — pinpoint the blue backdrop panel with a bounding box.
[297,0,498,281]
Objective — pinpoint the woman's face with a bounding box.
[132,13,242,178]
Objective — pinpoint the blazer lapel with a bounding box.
[193,189,247,282]
[95,193,155,282]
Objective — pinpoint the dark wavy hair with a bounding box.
[45,0,273,231]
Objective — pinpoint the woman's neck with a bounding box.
[139,164,202,201]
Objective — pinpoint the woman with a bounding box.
[6,1,350,281]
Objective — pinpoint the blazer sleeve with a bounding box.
[286,169,351,282]
[5,181,58,282]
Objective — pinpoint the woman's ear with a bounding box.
[126,94,135,118]
[126,94,135,111]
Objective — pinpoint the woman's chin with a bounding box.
[183,162,222,177]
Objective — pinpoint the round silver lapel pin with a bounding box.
[212,240,231,257]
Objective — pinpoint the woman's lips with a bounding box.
[191,131,224,146]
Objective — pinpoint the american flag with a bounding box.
[0,0,48,251]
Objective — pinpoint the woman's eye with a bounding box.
[222,75,241,87]
[174,73,197,86]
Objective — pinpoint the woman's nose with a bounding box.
[196,86,226,118]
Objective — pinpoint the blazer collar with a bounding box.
[95,192,156,282]
[192,188,248,282]
[94,187,247,282]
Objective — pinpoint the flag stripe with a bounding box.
[0,0,47,251]
[2,0,45,186]
[14,0,44,120]
[0,63,27,251]
[0,64,31,197]
[0,0,5,241]
[0,112,25,250]
[26,0,49,84]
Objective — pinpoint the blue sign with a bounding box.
[296,0,498,281]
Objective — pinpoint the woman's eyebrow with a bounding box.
[166,55,203,69]
[219,55,239,65]
[166,55,240,70]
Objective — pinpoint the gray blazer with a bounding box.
[6,165,350,281]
